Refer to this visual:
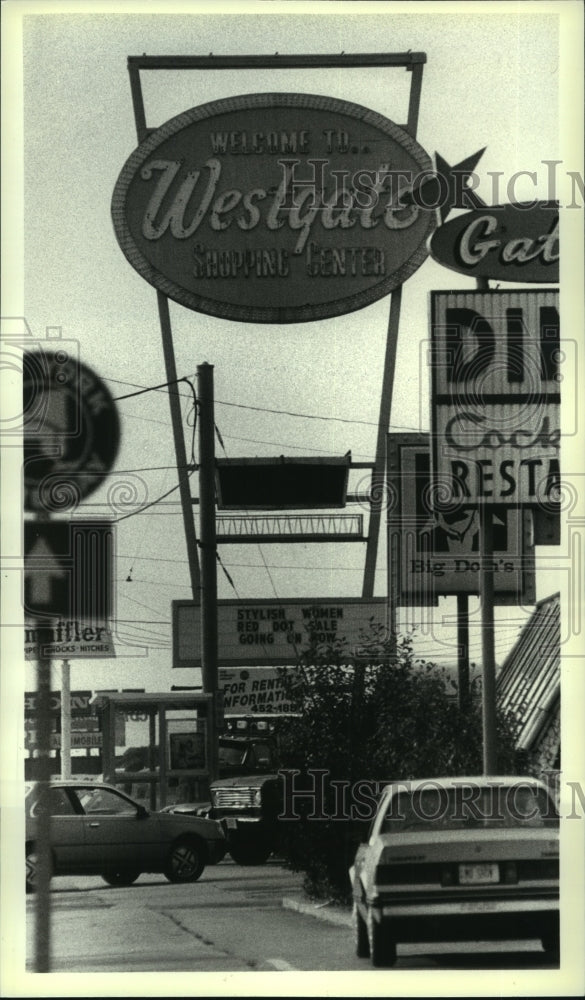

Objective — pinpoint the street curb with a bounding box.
[282,895,353,927]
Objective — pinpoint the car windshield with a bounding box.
[381,784,559,832]
[218,743,248,766]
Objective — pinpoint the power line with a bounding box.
[215,396,420,431]
[111,471,195,523]
[115,553,384,571]
[103,373,423,433]
[112,376,193,402]
[109,619,170,624]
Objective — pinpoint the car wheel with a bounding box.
[101,870,140,887]
[367,906,397,967]
[228,841,272,866]
[353,902,370,958]
[164,837,206,883]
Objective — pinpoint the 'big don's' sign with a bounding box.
[111,93,436,323]
[387,433,535,605]
[430,290,560,507]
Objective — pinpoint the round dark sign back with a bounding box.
[23,351,120,512]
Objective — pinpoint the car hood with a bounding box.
[160,801,211,816]
[155,811,225,839]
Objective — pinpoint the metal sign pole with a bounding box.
[480,503,498,774]
[126,61,201,607]
[457,594,471,711]
[473,276,497,772]
[60,659,71,779]
[197,363,219,782]
[363,56,424,632]
[156,291,202,603]
[34,623,53,971]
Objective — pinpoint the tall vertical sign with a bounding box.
[430,288,560,774]
[430,289,560,509]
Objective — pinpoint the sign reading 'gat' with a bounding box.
[430,290,560,508]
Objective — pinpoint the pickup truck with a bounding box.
[209,734,282,865]
[165,733,283,865]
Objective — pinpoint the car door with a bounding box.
[74,785,162,873]
[30,786,87,874]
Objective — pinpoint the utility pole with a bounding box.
[457,594,470,712]
[197,363,219,781]
[480,503,497,774]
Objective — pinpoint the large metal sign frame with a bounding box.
[124,51,427,623]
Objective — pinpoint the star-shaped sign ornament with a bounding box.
[401,147,488,221]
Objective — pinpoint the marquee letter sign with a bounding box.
[112,93,436,323]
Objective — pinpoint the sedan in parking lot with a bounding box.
[25,780,226,892]
[350,775,560,967]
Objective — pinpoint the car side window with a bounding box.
[29,786,77,818]
[76,787,138,816]
[48,787,77,816]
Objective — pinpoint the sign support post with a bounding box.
[475,275,497,773]
[197,363,219,781]
[60,660,71,780]
[33,621,53,972]
[480,503,498,774]
[156,291,201,603]
[362,55,425,605]
[457,594,471,711]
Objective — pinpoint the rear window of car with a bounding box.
[382,784,559,832]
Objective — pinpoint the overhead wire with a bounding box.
[103,372,423,433]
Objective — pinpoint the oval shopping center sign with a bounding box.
[112,93,436,323]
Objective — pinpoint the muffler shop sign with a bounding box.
[112,93,435,323]
[430,290,560,507]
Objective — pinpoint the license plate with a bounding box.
[459,863,499,885]
[225,817,238,829]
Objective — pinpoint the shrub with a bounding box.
[275,625,524,903]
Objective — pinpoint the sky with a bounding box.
[1,1,584,996]
[1,0,582,696]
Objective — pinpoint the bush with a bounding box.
[275,626,524,903]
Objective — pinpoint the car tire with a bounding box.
[101,870,140,887]
[164,836,206,883]
[228,841,272,866]
[367,907,397,968]
[353,902,370,958]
